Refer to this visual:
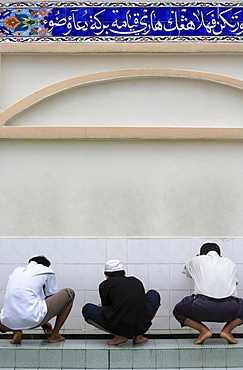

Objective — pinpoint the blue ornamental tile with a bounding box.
[1,2,243,42]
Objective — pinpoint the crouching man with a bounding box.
[82,259,160,345]
[0,255,75,344]
[173,243,243,345]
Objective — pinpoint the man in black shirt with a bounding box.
[82,260,160,345]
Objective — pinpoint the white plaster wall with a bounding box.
[0,237,242,333]
[2,52,243,236]
[1,140,243,237]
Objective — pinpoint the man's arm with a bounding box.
[183,264,192,277]
[44,274,59,297]
[99,282,111,306]
[182,258,195,278]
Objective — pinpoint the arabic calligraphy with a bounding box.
[1,3,243,40]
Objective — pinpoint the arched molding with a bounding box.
[1,68,243,140]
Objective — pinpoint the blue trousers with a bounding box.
[173,294,243,327]
[82,289,160,336]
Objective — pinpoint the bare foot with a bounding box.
[133,335,148,344]
[42,322,53,335]
[10,330,23,344]
[193,330,212,344]
[220,330,238,344]
[48,333,65,343]
[107,335,128,345]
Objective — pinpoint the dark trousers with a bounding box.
[173,294,243,327]
[82,289,160,336]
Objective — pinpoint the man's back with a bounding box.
[1,261,58,329]
[99,276,151,335]
[185,251,238,298]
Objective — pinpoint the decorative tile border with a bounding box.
[1,1,243,42]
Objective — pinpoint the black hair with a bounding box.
[200,243,221,256]
[104,270,125,277]
[28,255,51,267]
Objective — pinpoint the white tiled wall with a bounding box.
[0,237,242,333]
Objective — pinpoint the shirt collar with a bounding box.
[207,250,220,258]
[27,261,38,268]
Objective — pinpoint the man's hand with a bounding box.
[42,322,53,335]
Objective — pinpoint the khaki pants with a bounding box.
[34,288,75,328]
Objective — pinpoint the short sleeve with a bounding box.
[44,273,59,296]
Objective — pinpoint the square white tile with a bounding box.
[149,238,170,264]
[21,238,43,264]
[85,239,106,263]
[127,239,149,263]
[85,290,101,305]
[152,315,169,331]
[106,238,128,262]
[233,238,243,263]
[65,315,84,330]
[215,238,233,258]
[0,238,22,263]
[42,238,64,264]
[63,238,85,263]
[169,264,191,290]
[169,239,191,263]
[84,264,104,290]
[148,264,169,291]
[63,264,85,290]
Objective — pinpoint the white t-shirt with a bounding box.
[0,261,59,330]
[183,251,238,299]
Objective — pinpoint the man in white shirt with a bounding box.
[173,243,243,345]
[0,255,75,344]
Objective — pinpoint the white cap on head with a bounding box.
[104,259,124,273]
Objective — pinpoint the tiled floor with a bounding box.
[1,336,243,369]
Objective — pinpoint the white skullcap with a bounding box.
[104,259,124,272]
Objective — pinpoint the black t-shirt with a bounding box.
[99,275,151,337]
